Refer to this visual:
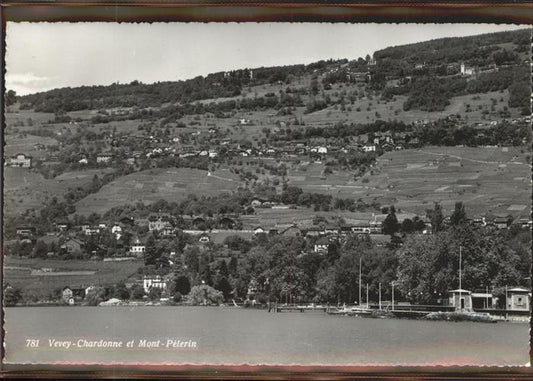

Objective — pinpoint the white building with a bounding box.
[130,239,145,258]
[96,154,112,163]
[111,225,122,235]
[460,63,475,76]
[143,275,167,293]
[9,153,32,168]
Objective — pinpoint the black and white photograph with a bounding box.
[2,22,531,369]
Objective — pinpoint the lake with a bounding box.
[3,306,529,367]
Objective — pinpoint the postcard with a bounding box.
[3,21,531,371]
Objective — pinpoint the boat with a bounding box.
[327,305,372,316]
[346,306,373,317]
[424,311,498,323]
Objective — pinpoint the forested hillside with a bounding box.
[16,29,530,115]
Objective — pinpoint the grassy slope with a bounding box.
[3,168,113,216]
[75,167,243,215]
[4,256,143,298]
[356,146,531,217]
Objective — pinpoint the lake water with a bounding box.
[3,307,529,367]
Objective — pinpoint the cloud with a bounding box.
[5,72,54,95]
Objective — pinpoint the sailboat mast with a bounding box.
[366,283,369,309]
[358,256,362,306]
[459,245,462,311]
[379,282,382,310]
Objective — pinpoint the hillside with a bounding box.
[13,29,530,115]
[75,167,243,215]
[4,28,531,223]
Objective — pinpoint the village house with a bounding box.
[517,218,532,229]
[55,222,71,232]
[253,226,266,235]
[143,275,168,293]
[160,227,176,237]
[62,287,74,304]
[472,216,486,227]
[324,225,340,236]
[305,226,324,237]
[351,223,371,234]
[60,238,84,256]
[130,238,145,258]
[96,153,113,164]
[8,153,32,168]
[280,225,301,237]
[81,225,101,236]
[460,62,476,76]
[16,226,36,237]
[148,213,174,232]
[314,237,330,254]
[492,215,513,229]
[250,198,266,208]
[111,224,122,235]
[362,144,376,153]
[317,146,328,155]
[368,215,386,234]
[198,233,210,244]
[382,141,395,151]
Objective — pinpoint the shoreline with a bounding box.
[7,303,530,323]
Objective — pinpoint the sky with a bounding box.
[5,23,529,95]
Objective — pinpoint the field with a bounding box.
[299,90,518,127]
[4,108,55,126]
[3,168,114,216]
[241,208,415,229]
[4,134,59,159]
[3,256,143,299]
[75,167,243,215]
[357,146,531,217]
[176,83,518,130]
[271,146,532,218]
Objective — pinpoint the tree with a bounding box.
[113,282,130,300]
[5,90,17,106]
[144,234,160,266]
[397,224,527,304]
[148,287,162,301]
[4,285,22,306]
[187,284,224,305]
[214,277,233,301]
[427,202,444,233]
[450,201,467,226]
[173,275,191,295]
[401,218,414,233]
[382,205,399,235]
[184,246,200,274]
[218,259,229,278]
[228,256,238,276]
[130,284,145,300]
[83,286,108,306]
[32,240,48,258]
